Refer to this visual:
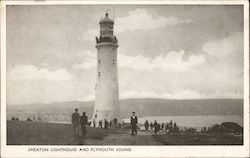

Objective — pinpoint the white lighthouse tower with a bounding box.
[92,12,119,124]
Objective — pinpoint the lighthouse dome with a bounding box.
[99,13,114,24]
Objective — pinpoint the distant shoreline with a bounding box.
[7,98,243,129]
[8,114,242,132]
[7,98,244,107]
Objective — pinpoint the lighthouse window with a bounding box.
[113,59,116,64]
[98,59,100,64]
[98,72,101,76]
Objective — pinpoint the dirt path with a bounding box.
[85,131,162,145]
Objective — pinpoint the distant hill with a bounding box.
[7,98,243,122]
[119,98,243,118]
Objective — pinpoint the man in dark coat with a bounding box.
[154,120,158,134]
[104,119,109,129]
[130,112,138,136]
[80,112,88,138]
[114,118,118,128]
[145,120,149,131]
[72,108,80,137]
[98,120,103,128]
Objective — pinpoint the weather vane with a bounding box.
[106,9,110,16]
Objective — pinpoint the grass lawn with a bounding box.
[7,120,124,145]
[152,133,243,145]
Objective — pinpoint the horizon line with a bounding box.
[7,97,244,106]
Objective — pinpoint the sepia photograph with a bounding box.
[1,0,249,157]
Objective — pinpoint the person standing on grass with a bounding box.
[109,121,113,129]
[150,122,154,132]
[92,119,96,127]
[80,112,88,138]
[98,120,103,128]
[145,120,149,131]
[114,118,118,128]
[104,119,109,129]
[161,123,164,131]
[154,120,158,134]
[130,112,138,136]
[72,108,80,137]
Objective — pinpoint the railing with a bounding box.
[96,36,118,44]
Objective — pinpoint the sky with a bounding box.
[6,5,244,105]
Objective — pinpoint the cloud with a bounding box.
[72,60,96,70]
[8,65,71,81]
[82,29,98,41]
[6,6,244,105]
[7,79,96,105]
[202,32,243,56]
[82,8,192,41]
[118,50,205,71]
[116,8,192,33]
[72,51,97,70]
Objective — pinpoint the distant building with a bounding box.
[92,12,119,124]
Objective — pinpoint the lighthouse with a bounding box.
[92,12,119,125]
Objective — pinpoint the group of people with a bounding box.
[71,109,139,137]
[130,112,182,135]
[71,108,181,137]
[144,120,161,134]
[145,120,180,134]
[11,115,42,122]
[92,118,118,129]
[71,108,122,138]
[11,117,19,121]
[71,108,88,138]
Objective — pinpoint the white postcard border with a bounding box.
[1,1,249,157]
